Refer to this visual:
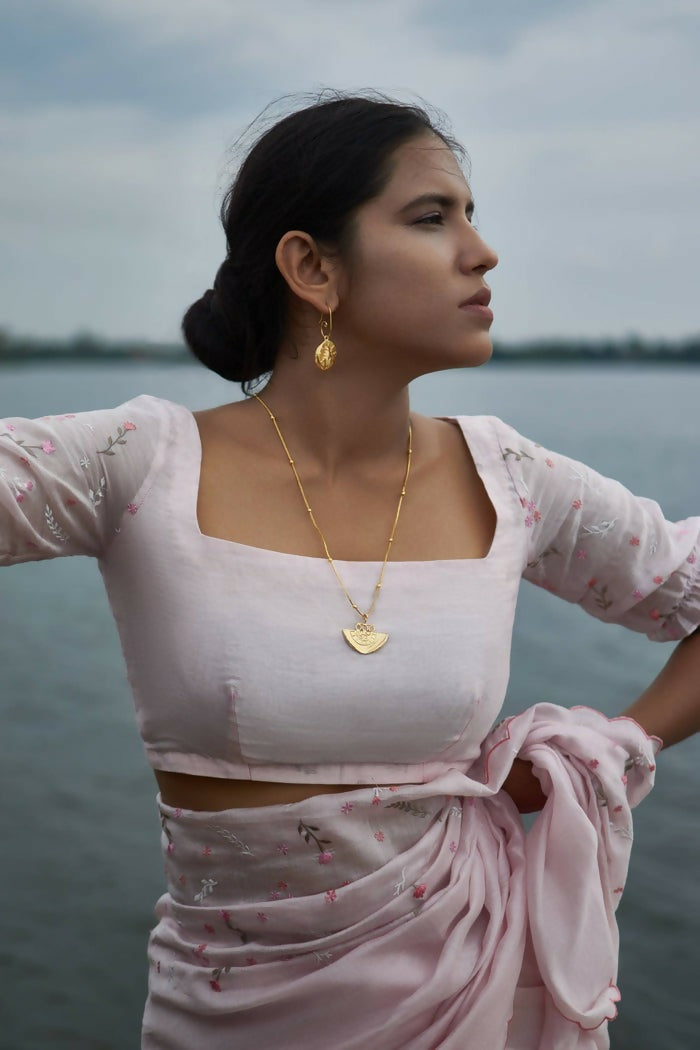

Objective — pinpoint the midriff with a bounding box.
[155,769,351,811]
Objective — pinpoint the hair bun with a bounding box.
[182,286,243,382]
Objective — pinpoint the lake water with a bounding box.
[1,361,698,1049]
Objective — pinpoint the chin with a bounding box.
[457,336,494,369]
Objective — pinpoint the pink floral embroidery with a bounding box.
[533,510,542,522]
[613,887,624,894]
[524,515,533,527]
[276,843,289,855]
[545,458,554,468]
[257,912,269,922]
[298,820,332,858]
[325,889,337,903]
[649,764,656,773]
[371,796,381,807]
[166,842,175,854]
[613,805,623,813]
[576,549,587,560]
[65,497,77,506]
[632,588,644,599]
[210,980,222,992]
[374,830,385,842]
[204,923,215,934]
[127,503,138,515]
[449,841,457,853]
[202,846,212,857]
[587,580,612,610]
[588,759,600,769]
[572,499,582,510]
[277,880,289,890]
[653,575,664,585]
[41,441,56,454]
[341,802,354,815]
[97,423,137,456]
[389,785,399,792]
[629,536,640,547]
[25,481,34,491]
[15,493,25,503]
[688,552,697,564]
[5,423,16,432]
[621,774,628,785]
[246,957,257,966]
[413,884,427,899]
[649,609,661,621]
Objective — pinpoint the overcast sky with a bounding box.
[2,0,698,344]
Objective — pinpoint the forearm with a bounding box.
[621,628,700,748]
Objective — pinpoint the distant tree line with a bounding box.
[1,328,699,364]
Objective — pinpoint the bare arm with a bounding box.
[620,628,700,748]
[502,629,700,813]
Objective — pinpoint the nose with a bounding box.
[460,226,498,275]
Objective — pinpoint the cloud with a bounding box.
[0,0,698,340]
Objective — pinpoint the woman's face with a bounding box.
[335,133,499,378]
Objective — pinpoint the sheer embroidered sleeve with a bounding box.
[496,420,700,641]
[0,394,166,565]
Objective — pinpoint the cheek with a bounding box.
[342,237,449,333]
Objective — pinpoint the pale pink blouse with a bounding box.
[1,394,699,783]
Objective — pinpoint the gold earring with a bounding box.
[314,307,336,371]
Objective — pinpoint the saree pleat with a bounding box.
[142,704,658,1049]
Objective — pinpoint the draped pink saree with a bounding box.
[142,704,658,1049]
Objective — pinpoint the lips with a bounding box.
[460,288,491,307]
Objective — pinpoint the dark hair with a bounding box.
[182,90,465,393]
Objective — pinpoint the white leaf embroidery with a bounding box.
[194,878,218,904]
[393,866,407,896]
[45,505,69,542]
[582,518,618,538]
[89,476,107,509]
[206,826,255,857]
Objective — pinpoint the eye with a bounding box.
[415,212,444,226]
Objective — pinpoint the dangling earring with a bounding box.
[314,307,337,371]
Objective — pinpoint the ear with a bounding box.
[275,231,340,313]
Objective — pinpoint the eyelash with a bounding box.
[416,212,479,231]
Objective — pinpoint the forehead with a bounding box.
[381,134,469,200]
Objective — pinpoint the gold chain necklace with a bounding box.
[253,393,413,654]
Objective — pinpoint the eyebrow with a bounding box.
[399,193,476,218]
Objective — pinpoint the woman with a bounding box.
[2,92,699,1049]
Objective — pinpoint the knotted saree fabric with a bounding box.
[143,704,659,1049]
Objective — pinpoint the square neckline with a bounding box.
[182,404,502,566]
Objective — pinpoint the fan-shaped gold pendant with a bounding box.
[342,622,388,654]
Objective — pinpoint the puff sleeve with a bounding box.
[496,420,700,641]
[0,394,166,565]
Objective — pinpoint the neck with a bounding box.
[252,356,413,482]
